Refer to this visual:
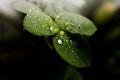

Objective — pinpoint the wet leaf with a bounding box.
[53,31,91,68]
[55,12,97,36]
[23,10,59,36]
[64,66,84,80]
[12,1,39,14]
[44,2,64,18]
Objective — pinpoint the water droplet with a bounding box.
[70,40,73,43]
[66,39,69,42]
[56,15,60,19]
[38,19,41,21]
[76,55,80,59]
[29,9,32,12]
[28,8,35,12]
[58,39,63,44]
[50,26,59,34]
[46,27,49,30]
[60,31,65,36]
[33,24,37,27]
[78,24,80,27]
[42,25,45,28]
[66,27,71,30]
[71,50,74,53]
[50,26,53,31]
[73,59,77,62]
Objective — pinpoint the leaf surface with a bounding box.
[53,31,91,67]
[55,12,97,36]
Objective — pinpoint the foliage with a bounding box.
[12,0,97,68]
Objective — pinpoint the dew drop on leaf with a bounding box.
[58,39,63,45]
[73,59,77,62]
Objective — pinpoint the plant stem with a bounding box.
[44,36,53,50]
[64,66,73,80]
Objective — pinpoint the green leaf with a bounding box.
[12,1,39,14]
[23,10,60,36]
[50,66,83,80]
[53,31,91,68]
[44,2,64,19]
[55,12,97,36]
[64,66,84,80]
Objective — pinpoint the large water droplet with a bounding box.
[58,39,63,44]
[50,26,53,30]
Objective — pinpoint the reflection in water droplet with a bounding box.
[58,39,63,44]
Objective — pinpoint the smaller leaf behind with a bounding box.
[50,66,84,80]
[53,31,91,68]
[55,12,97,36]
[64,66,84,80]
[23,10,59,36]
